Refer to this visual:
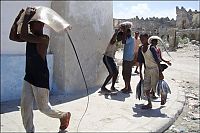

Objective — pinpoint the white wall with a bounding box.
[1,1,114,101]
[0,1,52,102]
[50,1,113,94]
[1,1,51,55]
[0,55,53,102]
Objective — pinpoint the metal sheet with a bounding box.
[17,6,71,33]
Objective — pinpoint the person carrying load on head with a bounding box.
[9,7,71,132]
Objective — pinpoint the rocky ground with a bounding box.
[165,42,199,132]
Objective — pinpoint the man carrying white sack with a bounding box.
[9,7,71,132]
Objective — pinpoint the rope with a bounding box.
[161,42,174,60]
[65,30,90,132]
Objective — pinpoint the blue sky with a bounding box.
[113,1,200,19]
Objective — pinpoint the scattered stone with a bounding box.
[171,78,175,81]
[186,94,198,100]
[169,125,176,130]
[194,120,200,124]
[194,55,199,58]
[188,99,199,107]
[193,103,200,108]
[191,40,197,44]
[172,127,180,132]
[182,117,191,122]
[180,122,185,125]
[191,114,200,120]
[179,126,186,132]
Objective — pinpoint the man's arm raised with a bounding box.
[109,29,120,45]
[20,7,49,44]
[9,9,25,42]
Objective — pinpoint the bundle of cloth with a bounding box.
[17,6,71,33]
[118,21,132,29]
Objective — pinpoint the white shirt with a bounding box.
[104,41,120,58]
[142,46,158,69]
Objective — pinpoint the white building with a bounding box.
[1,1,113,102]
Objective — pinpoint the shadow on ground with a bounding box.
[98,91,131,102]
[0,86,99,114]
[132,104,169,118]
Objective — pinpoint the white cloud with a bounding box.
[114,3,176,19]
[130,3,151,17]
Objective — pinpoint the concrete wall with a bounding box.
[1,1,113,101]
[0,1,51,102]
[1,55,53,102]
[50,1,113,94]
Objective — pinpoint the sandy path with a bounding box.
[163,44,199,132]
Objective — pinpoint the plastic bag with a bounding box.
[119,21,132,29]
[17,6,71,33]
[156,80,171,96]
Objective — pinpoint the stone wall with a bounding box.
[176,28,200,41]
[176,6,200,29]
[113,17,176,35]
[113,6,200,50]
[113,6,199,33]
[50,1,113,94]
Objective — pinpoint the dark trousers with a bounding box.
[103,55,118,75]
[122,60,133,83]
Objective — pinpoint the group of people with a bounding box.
[102,28,136,94]
[9,7,171,132]
[102,26,172,109]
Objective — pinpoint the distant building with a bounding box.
[113,6,200,35]
[176,6,200,29]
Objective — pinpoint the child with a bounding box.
[138,33,162,109]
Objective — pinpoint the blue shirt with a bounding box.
[123,36,134,61]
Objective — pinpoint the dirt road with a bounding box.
[164,43,199,132]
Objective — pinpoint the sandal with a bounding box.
[101,88,111,93]
[121,88,129,94]
[141,104,152,110]
[121,88,127,92]
[127,88,133,93]
[110,87,118,92]
[59,112,71,131]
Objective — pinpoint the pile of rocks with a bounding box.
[165,80,200,133]
[191,40,200,46]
